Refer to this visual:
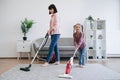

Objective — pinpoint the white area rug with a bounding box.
[0,64,120,80]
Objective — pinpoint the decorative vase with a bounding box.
[23,37,27,41]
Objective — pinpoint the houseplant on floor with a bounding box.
[21,18,34,41]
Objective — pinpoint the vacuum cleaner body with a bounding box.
[58,48,78,79]
[65,57,73,74]
[58,57,73,79]
[65,61,72,74]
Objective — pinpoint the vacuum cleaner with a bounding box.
[58,47,78,79]
[20,33,49,72]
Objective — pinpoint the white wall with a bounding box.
[0,0,120,57]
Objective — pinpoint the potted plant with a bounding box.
[21,18,34,41]
[87,16,94,29]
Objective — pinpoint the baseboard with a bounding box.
[107,54,120,58]
[0,57,29,59]
[1,55,120,59]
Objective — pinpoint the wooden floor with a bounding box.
[0,58,120,74]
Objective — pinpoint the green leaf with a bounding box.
[21,18,35,35]
[87,16,94,21]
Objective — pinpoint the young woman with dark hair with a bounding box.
[43,4,60,66]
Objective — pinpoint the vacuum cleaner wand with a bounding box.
[20,33,49,72]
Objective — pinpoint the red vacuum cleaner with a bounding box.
[58,48,78,79]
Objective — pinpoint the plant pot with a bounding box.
[23,37,27,41]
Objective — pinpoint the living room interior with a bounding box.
[0,0,120,80]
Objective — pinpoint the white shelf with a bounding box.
[84,20,106,60]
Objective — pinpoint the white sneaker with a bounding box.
[79,65,85,68]
[42,62,49,67]
[79,65,83,68]
[76,64,84,68]
[54,61,60,65]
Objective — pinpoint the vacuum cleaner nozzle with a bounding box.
[58,74,72,79]
[20,67,30,72]
[20,64,31,72]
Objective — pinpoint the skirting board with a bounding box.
[107,54,120,57]
[0,57,28,59]
[1,54,120,59]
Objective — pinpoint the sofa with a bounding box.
[33,38,76,58]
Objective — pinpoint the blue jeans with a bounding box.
[46,34,60,62]
[77,47,86,65]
